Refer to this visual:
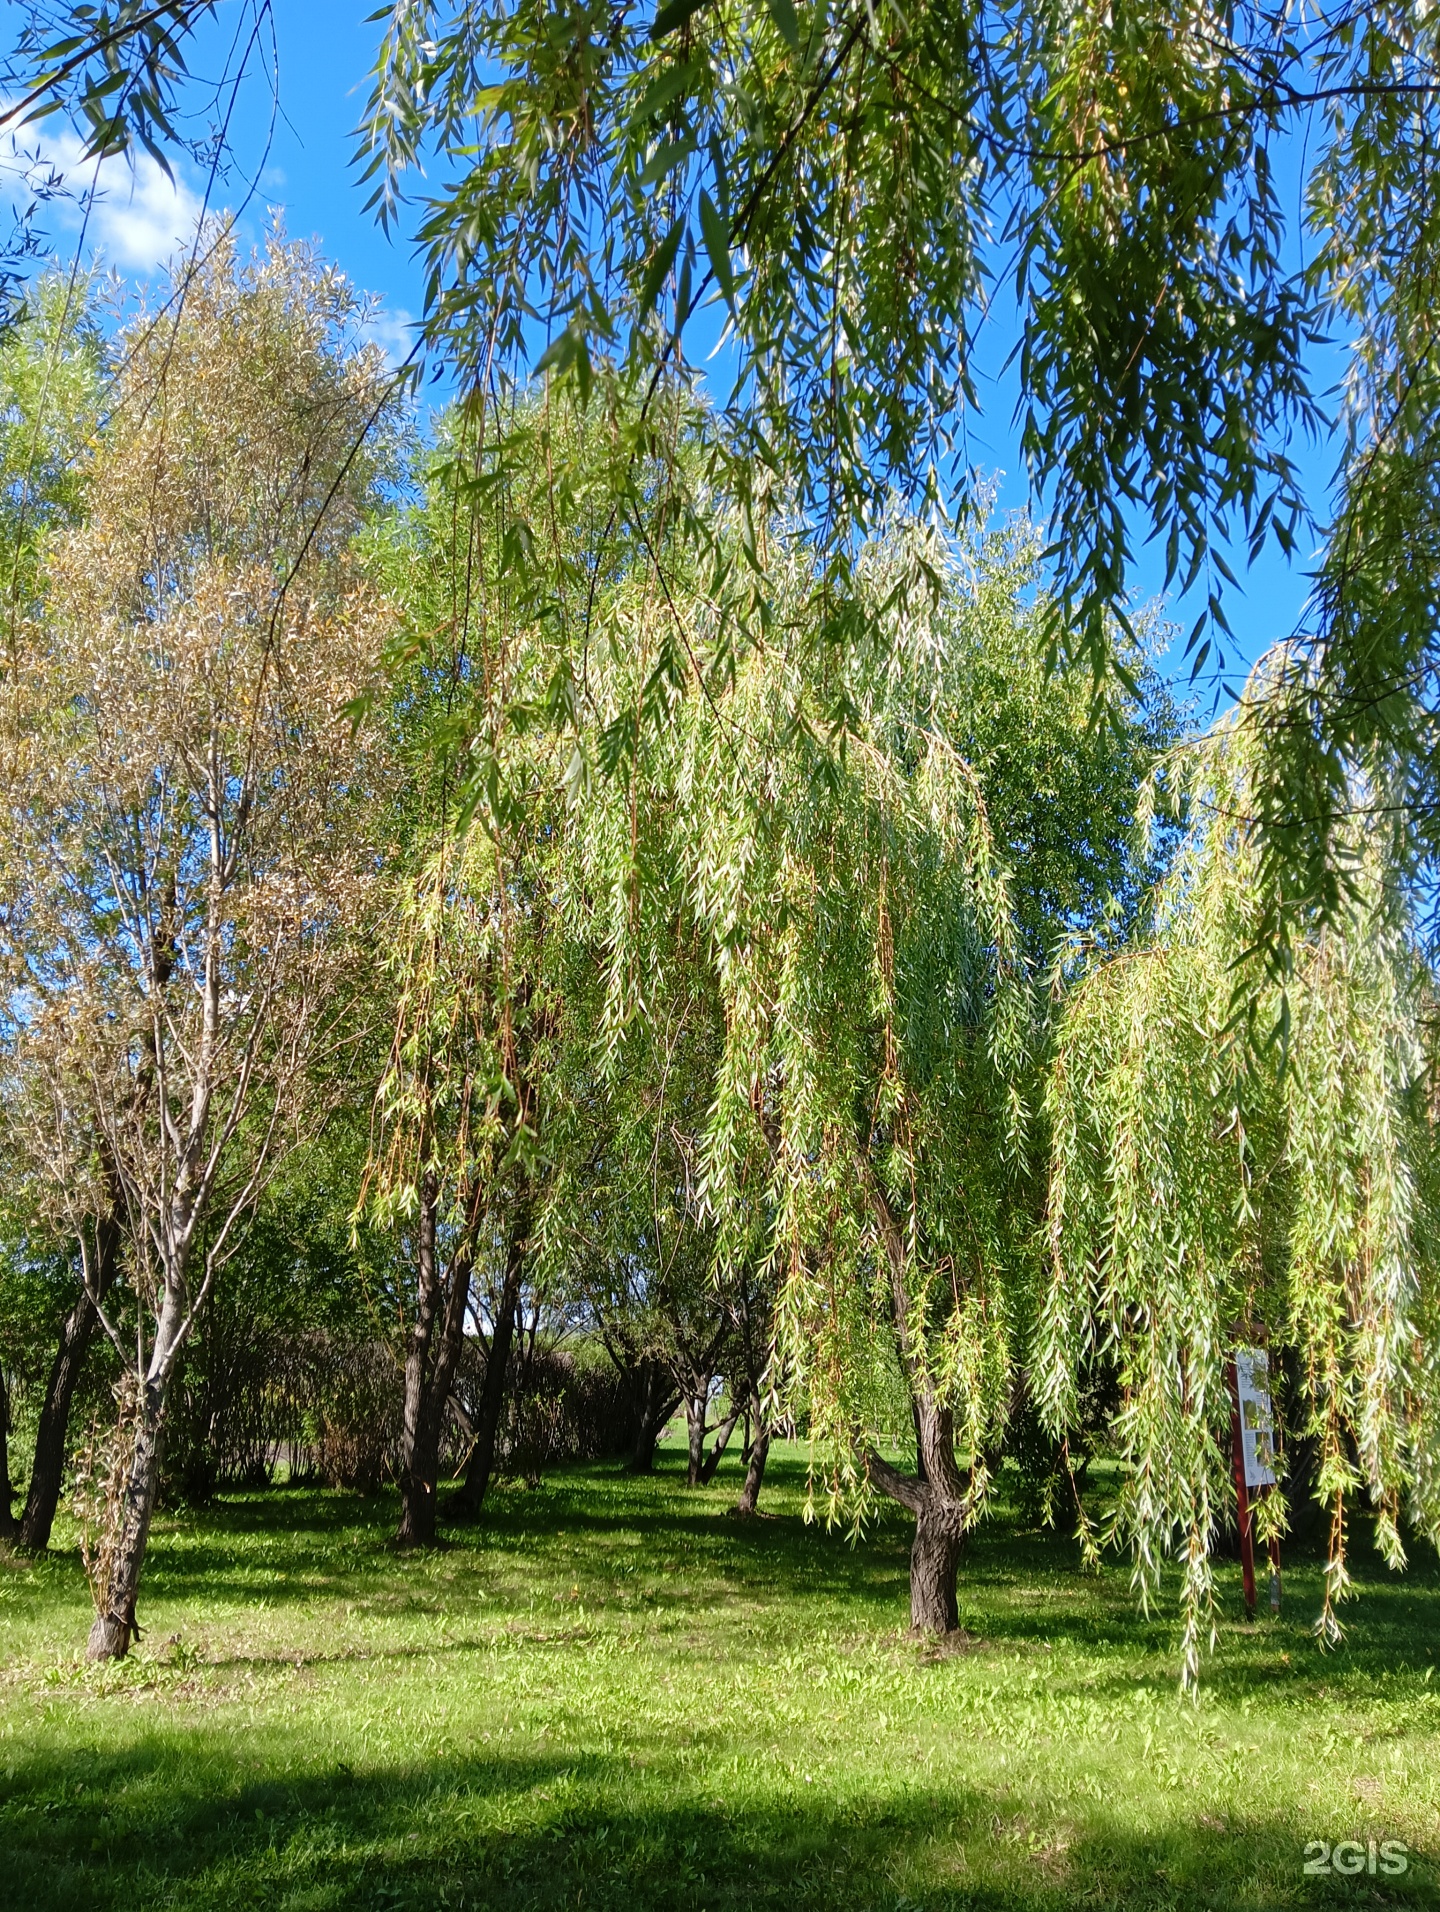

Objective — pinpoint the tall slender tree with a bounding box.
[0,229,396,1656]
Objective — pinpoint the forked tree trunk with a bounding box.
[19,1210,123,1552]
[397,1176,481,1547]
[452,1195,530,1521]
[734,1398,770,1516]
[867,1426,970,1633]
[86,1386,166,1661]
[864,1165,972,1634]
[627,1361,679,1473]
[697,1397,743,1486]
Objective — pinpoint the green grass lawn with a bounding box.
[2,1443,1439,1911]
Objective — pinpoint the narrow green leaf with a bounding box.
[650,0,713,41]
[640,217,687,315]
[767,0,801,47]
[535,323,582,376]
[638,136,694,189]
[630,60,702,126]
[699,191,735,307]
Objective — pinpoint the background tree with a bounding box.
[360,403,596,1542]
[0,271,103,634]
[0,229,396,1655]
[0,1220,93,1541]
[0,278,118,1554]
[546,940,758,1488]
[361,820,556,1544]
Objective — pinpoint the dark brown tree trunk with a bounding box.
[734,1398,770,1516]
[629,1415,660,1474]
[19,1210,123,1553]
[86,1386,165,1661]
[397,1176,483,1548]
[697,1396,743,1485]
[451,1195,530,1521]
[0,1364,17,1542]
[867,1403,971,1632]
[909,1497,964,1631]
[627,1361,679,1473]
[864,1166,971,1634]
[684,1386,711,1486]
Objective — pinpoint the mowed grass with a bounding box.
[2,1444,1440,1911]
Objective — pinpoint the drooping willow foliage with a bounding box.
[375,393,1172,1599]
[556,514,1169,1536]
[1040,692,1440,1685]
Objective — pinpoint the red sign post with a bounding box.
[1228,1348,1281,1620]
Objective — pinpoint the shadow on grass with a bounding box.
[12,1449,1440,1689]
[3,1736,1435,1912]
[7,1461,1440,1911]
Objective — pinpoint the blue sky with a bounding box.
[2,0,1339,695]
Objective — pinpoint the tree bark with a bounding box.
[83,1199,211,1657]
[866,1441,969,1631]
[397,1176,482,1547]
[86,1386,165,1661]
[397,1176,442,1547]
[909,1495,964,1631]
[697,1396,743,1485]
[627,1360,679,1473]
[734,1397,770,1516]
[684,1386,710,1486]
[863,1164,971,1633]
[451,1194,530,1521]
[19,1209,123,1552]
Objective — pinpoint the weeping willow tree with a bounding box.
[563,515,1170,1628]
[1040,690,1440,1686]
[369,376,1168,1609]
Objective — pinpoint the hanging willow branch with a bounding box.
[1040,685,1440,1685]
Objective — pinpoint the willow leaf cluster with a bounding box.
[1042,703,1440,1685]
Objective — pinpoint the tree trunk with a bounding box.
[397,1176,481,1547]
[867,1426,970,1634]
[859,1162,974,1633]
[627,1361,679,1473]
[734,1399,770,1516]
[86,1388,165,1661]
[685,1386,710,1487]
[19,1211,122,1552]
[909,1497,964,1631]
[697,1397,743,1485]
[0,1364,17,1542]
[397,1177,443,1547]
[451,1195,530,1521]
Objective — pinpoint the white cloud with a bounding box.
[361,303,418,369]
[2,114,205,274]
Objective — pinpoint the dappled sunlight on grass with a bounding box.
[2,1446,1439,1909]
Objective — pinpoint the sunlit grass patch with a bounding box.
[2,1445,1438,1909]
